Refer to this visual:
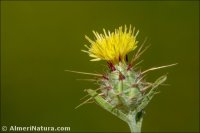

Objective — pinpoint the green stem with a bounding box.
[86,89,144,133]
[127,111,143,133]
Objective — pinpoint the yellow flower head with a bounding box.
[82,25,139,64]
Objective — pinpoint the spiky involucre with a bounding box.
[100,62,146,113]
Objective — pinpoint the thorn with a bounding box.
[128,60,144,70]
[65,69,102,77]
[154,91,160,95]
[136,74,146,83]
[160,83,171,86]
[134,60,144,67]
[86,101,95,104]
[135,37,148,57]
[135,44,151,61]
[127,64,132,71]
[107,62,116,71]
[76,88,103,109]
[102,75,109,80]
[140,84,152,92]
[81,88,102,100]
[80,94,90,100]
[75,97,93,109]
[76,78,97,82]
[141,82,153,86]
[131,37,149,65]
[119,72,125,80]
[141,63,178,75]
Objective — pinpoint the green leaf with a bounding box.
[86,89,128,122]
[136,75,167,113]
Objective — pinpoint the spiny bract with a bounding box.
[100,62,146,113]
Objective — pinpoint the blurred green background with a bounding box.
[1,1,199,132]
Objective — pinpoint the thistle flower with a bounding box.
[66,25,176,133]
[82,25,138,64]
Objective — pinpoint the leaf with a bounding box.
[136,75,167,113]
[86,89,128,122]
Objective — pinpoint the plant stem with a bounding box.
[127,111,143,133]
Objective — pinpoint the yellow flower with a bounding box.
[82,25,139,64]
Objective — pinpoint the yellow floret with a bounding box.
[82,25,139,64]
